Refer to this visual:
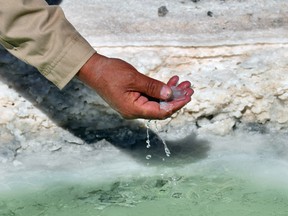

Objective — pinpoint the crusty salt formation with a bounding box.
[0,0,287,162]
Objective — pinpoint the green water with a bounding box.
[1,174,288,216]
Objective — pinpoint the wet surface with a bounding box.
[1,131,288,215]
[1,1,288,215]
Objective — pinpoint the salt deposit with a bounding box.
[0,2,288,208]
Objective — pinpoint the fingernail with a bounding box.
[160,85,172,100]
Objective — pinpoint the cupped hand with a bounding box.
[77,53,194,119]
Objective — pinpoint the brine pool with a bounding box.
[1,131,288,216]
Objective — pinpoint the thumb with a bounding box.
[135,73,172,100]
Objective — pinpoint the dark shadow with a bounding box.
[45,0,63,5]
[125,132,210,166]
[0,46,210,166]
[0,46,144,147]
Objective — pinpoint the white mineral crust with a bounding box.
[0,0,287,163]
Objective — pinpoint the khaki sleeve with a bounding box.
[0,0,95,89]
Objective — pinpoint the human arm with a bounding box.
[77,53,193,119]
[0,0,193,120]
[0,0,95,89]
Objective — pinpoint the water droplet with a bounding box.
[145,120,151,149]
[146,155,152,160]
[145,120,171,158]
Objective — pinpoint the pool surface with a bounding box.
[1,131,288,216]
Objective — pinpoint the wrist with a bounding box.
[77,52,107,86]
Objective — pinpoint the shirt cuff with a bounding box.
[41,33,95,89]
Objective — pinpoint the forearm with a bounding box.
[0,0,95,89]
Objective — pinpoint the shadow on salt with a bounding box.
[0,46,211,167]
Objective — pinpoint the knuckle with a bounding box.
[145,81,158,96]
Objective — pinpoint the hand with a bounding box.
[77,53,193,119]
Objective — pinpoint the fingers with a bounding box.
[123,72,194,120]
[177,80,192,89]
[134,73,172,100]
[165,76,193,102]
[167,75,179,86]
[138,98,190,120]
[133,74,192,103]
[133,101,174,120]
[185,88,194,97]
[176,81,194,98]
[131,89,192,120]
[160,94,191,111]
[139,76,193,119]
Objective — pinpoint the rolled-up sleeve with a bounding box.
[0,0,95,89]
